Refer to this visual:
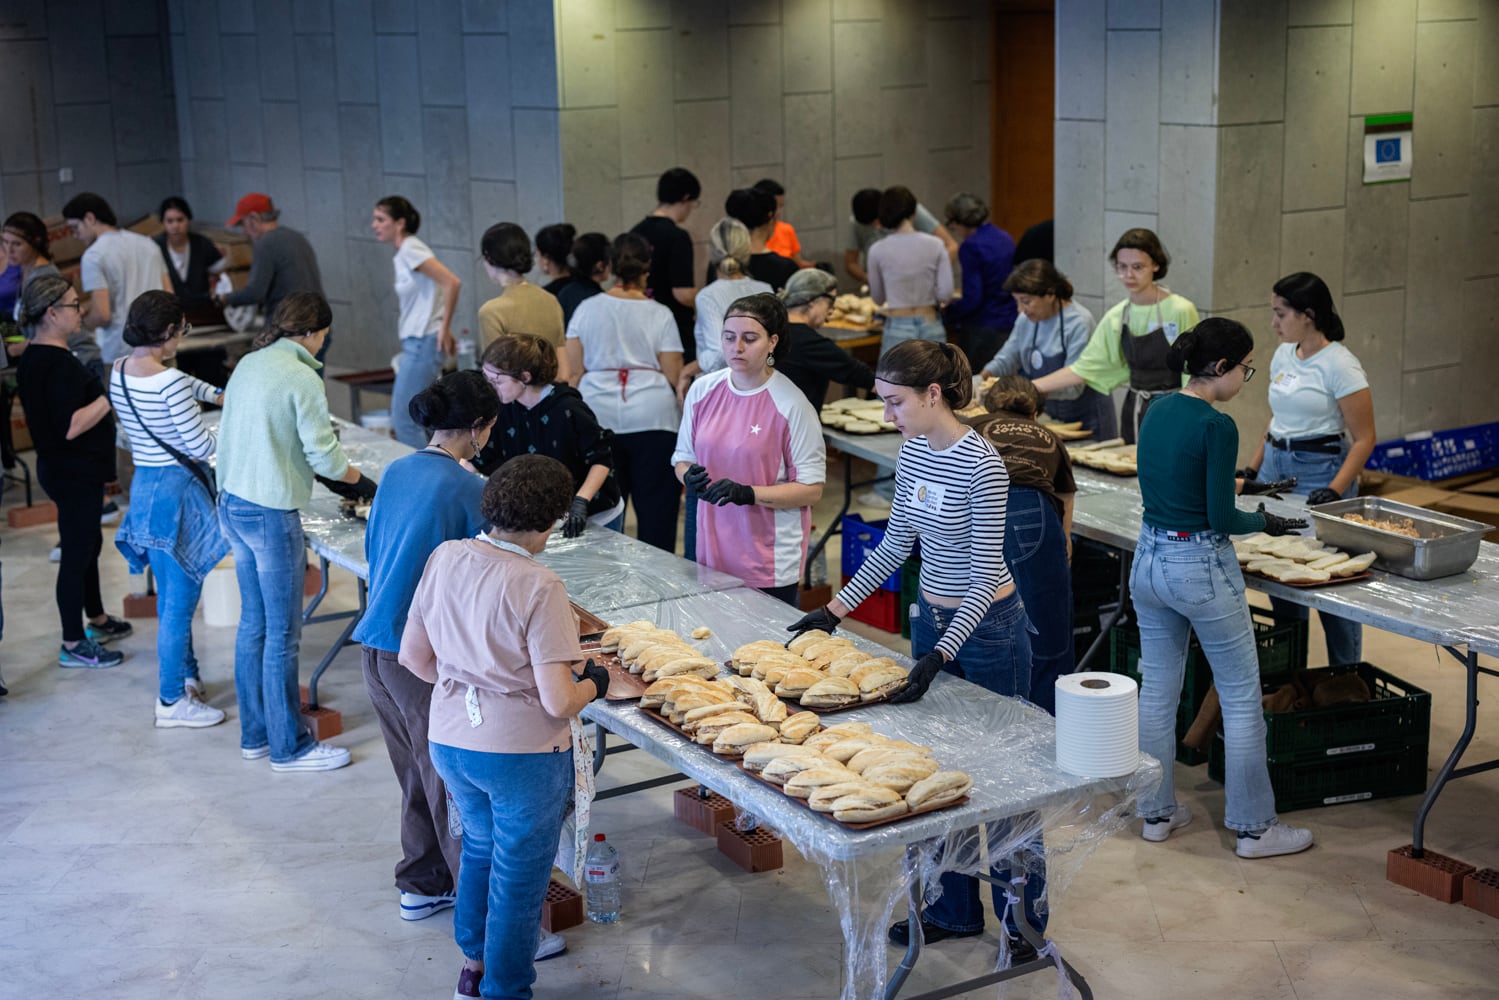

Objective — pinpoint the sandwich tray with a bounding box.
[719,661,897,714]
[578,645,644,701]
[572,604,611,639]
[636,704,782,755]
[1241,569,1373,589]
[736,762,970,831]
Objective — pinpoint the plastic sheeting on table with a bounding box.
[583,586,1161,998]
[536,531,744,618]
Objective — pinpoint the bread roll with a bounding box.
[799,676,861,708]
[905,770,974,810]
[831,786,909,823]
[742,741,819,772]
[775,668,827,700]
[809,780,884,812]
[711,722,779,756]
[682,701,754,727]
[787,630,832,655]
[762,752,834,785]
[751,691,789,724]
[825,651,873,677]
[777,711,821,744]
[1264,564,1331,584]
[1327,551,1376,577]
[691,626,712,639]
[783,765,858,798]
[692,711,761,742]
[823,735,886,763]
[1307,551,1348,571]
[852,662,909,700]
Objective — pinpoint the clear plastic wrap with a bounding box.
[537,531,744,616]
[583,586,1161,998]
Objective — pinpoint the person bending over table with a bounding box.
[110,290,228,729]
[1240,271,1375,668]
[400,454,610,1000]
[775,267,875,409]
[788,340,1046,962]
[1032,228,1199,444]
[478,334,624,536]
[1131,317,1314,858]
[969,375,1076,715]
[216,291,374,772]
[673,293,825,606]
[353,371,497,925]
[982,259,1109,437]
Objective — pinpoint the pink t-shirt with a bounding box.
[672,369,826,588]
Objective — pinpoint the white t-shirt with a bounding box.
[80,229,168,364]
[167,242,189,281]
[1267,341,1369,440]
[693,276,773,373]
[393,236,444,341]
[568,293,682,435]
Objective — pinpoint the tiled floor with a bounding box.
[3,458,1499,999]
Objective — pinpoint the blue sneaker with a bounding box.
[59,638,124,668]
[85,615,133,644]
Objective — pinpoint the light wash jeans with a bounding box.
[880,314,947,356]
[147,547,202,703]
[218,492,314,763]
[1259,440,1363,666]
[431,743,573,1000]
[912,591,1048,936]
[391,335,444,448]
[1130,526,1277,831]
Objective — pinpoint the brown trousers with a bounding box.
[361,645,462,896]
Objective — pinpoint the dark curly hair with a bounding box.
[481,455,576,533]
[409,370,499,431]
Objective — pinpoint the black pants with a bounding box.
[961,325,1012,375]
[760,583,800,607]
[612,430,680,553]
[38,467,106,642]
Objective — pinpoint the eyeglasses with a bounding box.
[177,322,193,338]
[1235,362,1256,382]
[53,301,81,312]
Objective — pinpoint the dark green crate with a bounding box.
[1261,663,1430,761]
[1209,735,1429,812]
[899,556,921,640]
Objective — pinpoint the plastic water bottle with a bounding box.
[584,833,621,923]
[455,328,477,371]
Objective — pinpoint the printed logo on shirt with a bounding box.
[911,482,946,515]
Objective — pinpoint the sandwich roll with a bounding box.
[823,735,887,763]
[683,701,758,727]
[799,676,861,708]
[751,691,789,724]
[787,629,833,655]
[692,711,761,741]
[742,741,818,772]
[777,711,821,744]
[905,770,974,811]
[830,785,909,823]
[808,780,884,812]
[825,651,873,677]
[783,765,858,798]
[852,663,909,701]
[761,752,834,785]
[775,668,828,700]
[711,722,779,756]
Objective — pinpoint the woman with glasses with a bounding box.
[15,275,131,668]
[1131,317,1313,859]
[1240,271,1375,667]
[1033,228,1199,443]
[774,268,876,410]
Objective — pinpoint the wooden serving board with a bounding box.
[736,762,969,830]
[718,661,897,714]
[1242,569,1374,589]
[572,603,610,639]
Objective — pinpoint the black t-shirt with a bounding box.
[16,342,117,482]
[630,215,696,362]
[554,278,603,328]
[473,384,622,516]
[704,251,800,292]
[777,322,877,410]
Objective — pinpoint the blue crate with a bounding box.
[840,514,915,592]
[1365,422,1499,481]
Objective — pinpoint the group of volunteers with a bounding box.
[5,162,1377,999]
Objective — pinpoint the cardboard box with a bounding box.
[1381,486,1499,543]
[126,213,164,238]
[1360,468,1499,497]
[10,398,32,452]
[1460,476,1499,496]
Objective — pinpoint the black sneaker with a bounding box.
[100,501,121,525]
[85,615,133,644]
[1005,933,1040,965]
[888,918,983,947]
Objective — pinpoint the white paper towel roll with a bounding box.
[1055,672,1140,778]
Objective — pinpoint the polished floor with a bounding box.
[2,458,1498,999]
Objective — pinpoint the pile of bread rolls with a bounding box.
[819,397,895,434]
[731,630,910,708]
[1065,441,1137,475]
[828,294,879,327]
[1233,532,1376,584]
[598,621,719,682]
[640,673,822,754]
[742,721,974,824]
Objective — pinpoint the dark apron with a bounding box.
[1021,324,1117,439]
[1119,316,1178,444]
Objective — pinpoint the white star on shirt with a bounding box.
[749,424,762,435]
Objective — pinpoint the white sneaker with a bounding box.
[49,545,61,562]
[400,890,456,921]
[155,695,226,729]
[183,676,205,700]
[1141,803,1193,843]
[270,742,351,772]
[534,930,567,961]
[1236,821,1314,859]
[241,744,271,760]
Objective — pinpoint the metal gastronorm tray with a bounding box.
[1309,496,1488,580]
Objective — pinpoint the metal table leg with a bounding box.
[1412,646,1499,856]
[1076,551,1131,672]
[302,555,332,621]
[306,577,366,709]
[885,845,924,1000]
[587,719,690,800]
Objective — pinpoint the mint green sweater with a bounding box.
[216,338,350,510]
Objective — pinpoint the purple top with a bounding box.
[944,223,1017,332]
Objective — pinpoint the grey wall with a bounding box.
[1056,0,1499,462]
[165,0,563,372]
[0,0,181,226]
[551,0,995,288]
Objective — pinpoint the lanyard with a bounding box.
[475,532,533,559]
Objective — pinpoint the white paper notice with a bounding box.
[1364,131,1413,183]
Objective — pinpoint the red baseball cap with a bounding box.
[227,192,274,226]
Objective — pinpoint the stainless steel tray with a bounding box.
[1309,496,1489,580]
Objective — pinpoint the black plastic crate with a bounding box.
[1260,662,1430,761]
[1209,735,1429,812]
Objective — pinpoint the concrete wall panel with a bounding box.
[1341,287,1405,437]
[1104,28,1160,213]
[1279,209,1347,304]
[1214,123,1285,312]
[1410,20,1474,200]
[1054,119,1107,299]
[1217,0,1286,126]
[1282,26,1351,212]
[1159,0,1216,126]
[1350,0,1416,115]
[1403,195,1469,369]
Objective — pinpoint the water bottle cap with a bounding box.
[594,833,606,842]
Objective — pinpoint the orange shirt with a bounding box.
[766,220,801,259]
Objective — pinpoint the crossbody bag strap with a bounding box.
[114,361,217,498]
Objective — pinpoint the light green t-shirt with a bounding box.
[1069,292,1200,394]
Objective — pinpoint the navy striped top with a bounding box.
[836,429,1012,659]
[108,365,220,467]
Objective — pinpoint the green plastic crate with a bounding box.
[1210,736,1429,812]
[1108,611,1308,712]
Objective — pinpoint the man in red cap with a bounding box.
[217,193,326,355]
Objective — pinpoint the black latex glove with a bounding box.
[683,463,712,494]
[1240,476,1297,499]
[887,651,946,704]
[702,477,756,506]
[579,658,610,700]
[317,472,377,502]
[1257,502,1309,537]
[1236,466,1259,481]
[786,606,841,639]
[562,495,589,538]
[1305,487,1342,506]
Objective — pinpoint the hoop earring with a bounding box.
[767,354,775,367]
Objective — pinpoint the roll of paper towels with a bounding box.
[1055,672,1139,778]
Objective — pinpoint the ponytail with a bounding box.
[876,339,973,409]
[1166,317,1252,379]
[1272,271,1344,341]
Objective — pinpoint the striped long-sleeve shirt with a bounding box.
[107,365,220,466]
[835,430,1012,660]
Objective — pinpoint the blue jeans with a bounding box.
[431,743,573,1000]
[1004,486,1073,715]
[218,492,313,763]
[880,314,947,356]
[147,547,202,702]
[1131,527,1277,831]
[912,591,1047,936]
[1259,441,1362,666]
[391,335,444,448]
